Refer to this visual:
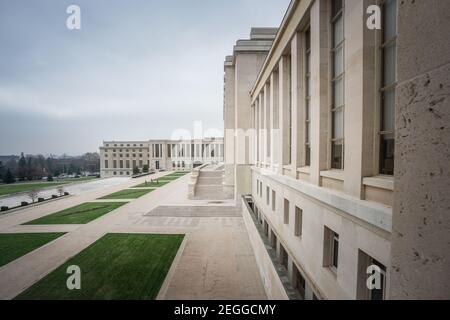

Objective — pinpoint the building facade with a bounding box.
[100,138,224,177]
[224,0,450,299]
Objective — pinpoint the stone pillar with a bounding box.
[265,82,271,165]
[291,31,305,170]
[343,0,377,198]
[270,71,280,168]
[309,0,329,186]
[223,60,236,198]
[389,0,450,299]
[279,56,291,175]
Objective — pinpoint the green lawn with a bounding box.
[15,233,184,300]
[132,181,169,188]
[0,233,65,267]
[23,202,126,225]
[0,177,98,197]
[99,188,154,199]
[159,175,180,181]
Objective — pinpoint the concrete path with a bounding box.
[0,170,266,300]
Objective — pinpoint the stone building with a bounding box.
[223,0,450,299]
[99,138,224,177]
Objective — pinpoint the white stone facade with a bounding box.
[99,138,224,177]
[224,0,450,300]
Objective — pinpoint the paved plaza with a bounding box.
[0,171,266,300]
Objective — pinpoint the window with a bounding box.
[294,206,303,236]
[331,0,345,169]
[126,160,130,169]
[293,265,306,299]
[279,244,288,270]
[104,160,108,169]
[119,160,123,169]
[357,250,387,300]
[113,160,117,168]
[167,144,171,157]
[324,226,339,272]
[287,54,293,165]
[266,186,270,205]
[139,160,143,168]
[271,190,276,211]
[256,179,259,195]
[284,199,290,224]
[305,28,311,166]
[270,229,277,249]
[379,0,397,175]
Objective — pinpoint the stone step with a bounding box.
[147,205,241,217]
[197,177,222,184]
[198,171,223,178]
[194,185,229,200]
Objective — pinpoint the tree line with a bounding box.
[0,152,100,184]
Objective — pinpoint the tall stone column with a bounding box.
[279,56,291,175]
[291,31,304,171]
[389,0,450,299]
[309,0,329,186]
[270,71,280,168]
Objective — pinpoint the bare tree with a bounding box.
[28,189,39,203]
[57,186,65,196]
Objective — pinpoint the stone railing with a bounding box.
[187,163,208,199]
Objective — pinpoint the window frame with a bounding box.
[330,0,345,170]
[378,0,397,175]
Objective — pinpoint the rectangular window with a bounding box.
[256,179,259,195]
[295,206,303,237]
[287,54,293,165]
[379,0,397,175]
[279,244,289,270]
[104,160,108,169]
[324,226,339,272]
[271,190,276,211]
[119,160,123,169]
[126,160,130,169]
[167,144,171,157]
[331,0,345,169]
[260,181,263,197]
[284,199,290,224]
[293,265,306,299]
[266,186,270,205]
[305,27,311,166]
[357,250,387,300]
[139,160,143,168]
[113,160,117,168]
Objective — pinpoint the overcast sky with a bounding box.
[0,0,290,156]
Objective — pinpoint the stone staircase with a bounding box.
[147,205,241,217]
[194,169,230,200]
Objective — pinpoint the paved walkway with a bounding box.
[0,171,266,300]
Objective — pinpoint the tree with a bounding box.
[47,174,54,181]
[142,164,149,173]
[18,152,27,181]
[133,167,140,175]
[27,189,39,203]
[3,168,15,184]
[0,161,4,181]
